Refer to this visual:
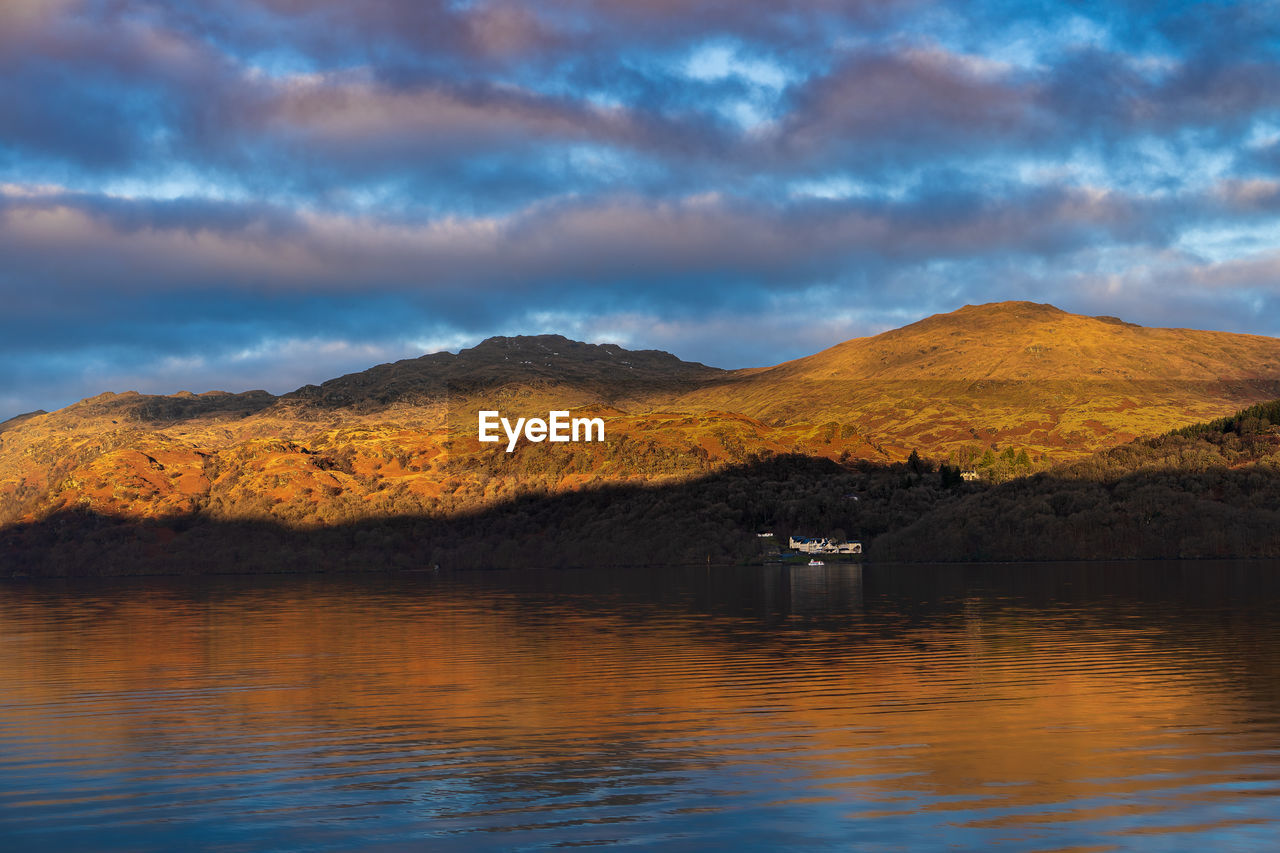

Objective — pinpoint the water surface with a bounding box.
[3,562,1280,850]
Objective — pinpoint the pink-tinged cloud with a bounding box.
[255,72,670,156]
[0,185,1173,304]
[777,48,1044,158]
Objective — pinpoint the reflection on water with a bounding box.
[3,562,1280,850]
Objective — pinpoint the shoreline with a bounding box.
[7,553,1280,582]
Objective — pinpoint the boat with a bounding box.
[807,559,825,566]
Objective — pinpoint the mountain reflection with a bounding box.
[3,563,1280,850]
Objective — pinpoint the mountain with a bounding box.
[278,334,726,412]
[8,401,1280,576]
[674,301,1280,459]
[0,336,738,526]
[4,301,1280,550]
[755,302,1280,382]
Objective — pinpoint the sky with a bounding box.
[3,0,1280,419]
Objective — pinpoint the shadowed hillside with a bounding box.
[873,399,1280,562]
[0,455,873,576]
[5,398,1280,576]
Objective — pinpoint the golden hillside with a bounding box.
[673,301,1280,459]
[3,301,1280,531]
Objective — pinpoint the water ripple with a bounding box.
[2,563,1280,850]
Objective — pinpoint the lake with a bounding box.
[3,562,1280,850]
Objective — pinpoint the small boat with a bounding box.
[807,559,825,566]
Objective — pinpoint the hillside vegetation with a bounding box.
[6,397,1280,576]
[873,399,1280,561]
[4,302,1280,572]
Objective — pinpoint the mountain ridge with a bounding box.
[277,333,725,412]
[669,301,1280,455]
[16,301,1280,424]
[5,301,1280,534]
[729,301,1280,382]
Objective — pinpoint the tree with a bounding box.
[939,464,963,489]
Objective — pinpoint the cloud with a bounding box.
[4,0,1280,418]
[775,47,1044,166]
[0,182,1185,307]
